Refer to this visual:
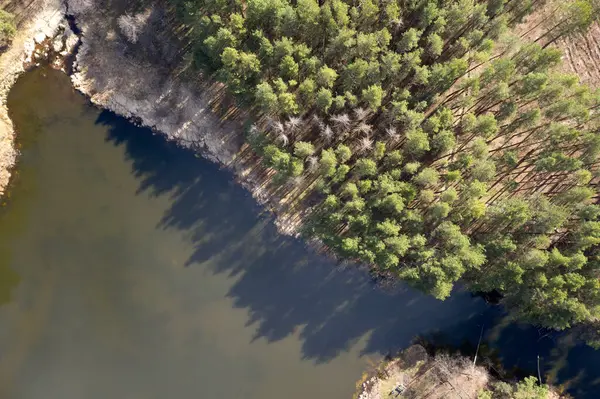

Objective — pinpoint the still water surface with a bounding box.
[0,67,598,398]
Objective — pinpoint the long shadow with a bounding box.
[96,109,494,363]
[94,109,600,394]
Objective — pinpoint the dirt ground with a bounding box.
[516,1,600,88]
[559,22,600,87]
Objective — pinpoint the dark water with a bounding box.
[0,67,597,398]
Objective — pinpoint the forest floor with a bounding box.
[0,3,595,394]
[558,22,600,88]
[517,2,600,88]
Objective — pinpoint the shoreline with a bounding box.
[0,0,356,277]
[355,345,563,399]
[1,2,598,236]
[0,0,65,197]
[67,1,308,237]
[0,0,302,237]
[0,3,597,397]
[1,1,597,283]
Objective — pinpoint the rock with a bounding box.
[53,36,64,52]
[23,39,35,55]
[34,31,47,44]
[23,39,36,63]
[63,28,79,54]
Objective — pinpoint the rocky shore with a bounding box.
[354,345,563,399]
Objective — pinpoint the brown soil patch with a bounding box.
[559,22,600,87]
[516,2,600,88]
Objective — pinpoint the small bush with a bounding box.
[117,11,151,44]
[0,10,16,48]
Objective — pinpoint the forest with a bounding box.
[171,0,600,341]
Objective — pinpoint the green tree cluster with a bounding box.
[478,377,550,399]
[174,0,600,337]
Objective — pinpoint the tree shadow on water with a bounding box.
[96,110,491,363]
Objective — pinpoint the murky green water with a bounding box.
[0,67,599,399]
[0,67,491,399]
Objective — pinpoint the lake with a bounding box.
[0,66,598,398]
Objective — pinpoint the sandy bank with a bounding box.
[0,0,65,196]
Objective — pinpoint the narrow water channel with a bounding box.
[0,67,598,399]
